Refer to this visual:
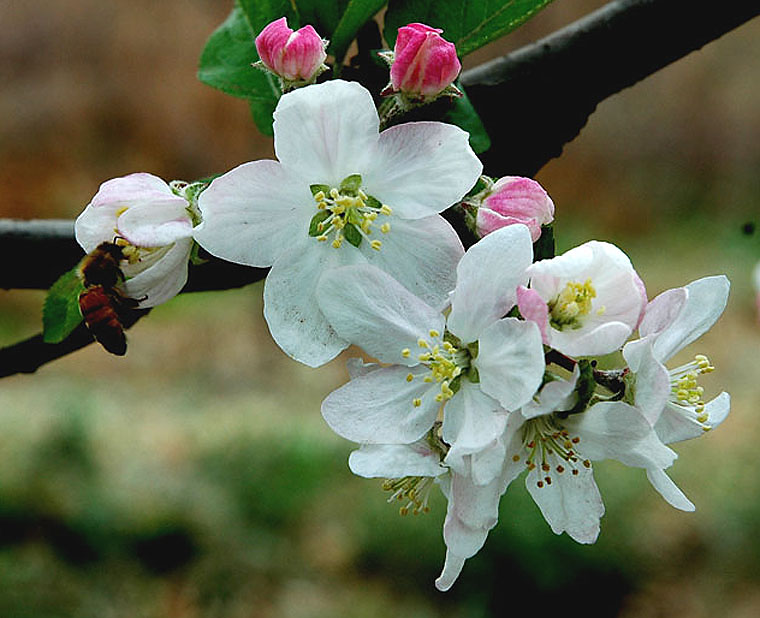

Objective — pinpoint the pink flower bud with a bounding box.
[475,176,555,241]
[390,23,461,98]
[255,17,326,82]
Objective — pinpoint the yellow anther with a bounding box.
[406,373,414,382]
[115,206,129,217]
[596,305,607,316]
[423,376,433,383]
[380,205,392,215]
[413,398,422,407]
[381,223,391,234]
[418,353,431,361]
[371,240,382,251]
[332,238,343,249]
[418,339,429,348]
[329,188,340,199]
[314,190,325,201]
[317,235,328,242]
[429,329,440,338]
[401,348,411,358]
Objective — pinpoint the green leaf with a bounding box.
[443,85,491,154]
[328,0,387,63]
[308,210,332,236]
[43,266,85,344]
[384,0,554,58]
[343,223,362,247]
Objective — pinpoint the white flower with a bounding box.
[192,79,482,367]
[518,241,647,357]
[621,275,731,510]
[318,224,545,469]
[502,372,678,543]
[75,173,194,307]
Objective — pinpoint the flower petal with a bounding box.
[194,160,310,267]
[435,552,467,592]
[475,318,545,411]
[349,442,445,478]
[654,392,730,444]
[116,198,192,247]
[122,238,192,308]
[516,285,550,344]
[264,239,364,367]
[447,225,533,342]
[361,214,463,311]
[651,276,730,362]
[646,468,695,512]
[364,121,482,219]
[639,286,687,338]
[622,339,670,426]
[321,365,440,444]
[520,365,579,420]
[526,464,603,543]
[317,263,445,366]
[273,80,378,186]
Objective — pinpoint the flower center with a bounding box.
[669,353,715,430]
[382,475,435,516]
[511,415,590,488]
[548,279,601,330]
[308,174,392,250]
[401,331,471,405]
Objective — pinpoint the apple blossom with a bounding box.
[318,225,544,471]
[474,176,555,241]
[385,23,461,100]
[254,17,327,86]
[74,172,195,308]
[518,240,647,356]
[193,79,482,367]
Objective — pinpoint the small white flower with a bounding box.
[621,275,731,510]
[75,173,194,307]
[318,225,545,470]
[193,79,482,367]
[518,241,647,357]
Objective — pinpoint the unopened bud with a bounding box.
[255,17,327,84]
[475,176,554,241]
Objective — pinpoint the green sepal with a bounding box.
[339,174,362,196]
[189,241,209,266]
[308,210,332,236]
[343,224,362,247]
[310,184,331,197]
[43,266,86,343]
[533,224,555,260]
[559,359,596,417]
[449,374,463,394]
[365,195,382,210]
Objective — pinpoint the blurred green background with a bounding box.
[1,1,759,616]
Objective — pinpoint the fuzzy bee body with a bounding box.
[78,241,139,356]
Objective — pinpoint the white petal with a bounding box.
[321,365,440,444]
[117,198,193,247]
[639,286,687,338]
[475,318,545,411]
[651,276,730,362]
[622,340,670,426]
[194,160,311,267]
[363,121,482,219]
[521,365,580,420]
[122,238,192,308]
[569,402,676,470]
[345,357,380,379]
[526,464,603,543]
[435,552,467,592]
[470,440,508,486]
[273,80,378,186]
[75,202,123,251]
[654,392,730,444]
[447,225,533,343]
[361,214,463,311]
[317,264,445,366]
[264,240,364,367]
[646,468,695,511]
[549,321,633,358]
[349,443,445,479]
[442,385,508,473]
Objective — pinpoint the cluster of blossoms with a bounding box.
[69,17,731,592]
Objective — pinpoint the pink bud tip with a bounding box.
[255,17,327,82]
[390,22,461,98]
[475,177,555,241]
[517,285,551,345]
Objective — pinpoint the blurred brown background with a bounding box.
[1,1,759,617]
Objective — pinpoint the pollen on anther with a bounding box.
[381,223,391,234]
[406,373,414,382]
[401,348,411,358]
[413,398,422,407]
[512,455,520,462]
[429,329,440,338]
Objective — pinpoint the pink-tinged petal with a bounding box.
[639,286,688,338]
[633,272,648,329]
[263,239,365,367]
[89,172,173,207]
[651,275,730,363]
[317,263,445,366]
[194,160,310,267]
[475,318,544,411]
[391,23,460,97]
[361,214,463,312]
[516,285,550,345]
[569,401,676,470]
[447,225,533,343]
[364,121,482,220]
[476,176,554,240]
[273,80,378,187]
[526,463,603,543]
[321,365,440,444]
[442,385,507,474]
[646,468,695,512]
[349,442,445,479]
[75,202,125,251]
[255,17,292,70]
[116,198,192,247]
[654,392,730,444]
[122,238,192,308]
[279,25,326,81]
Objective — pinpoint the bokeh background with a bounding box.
[1,1,759,616]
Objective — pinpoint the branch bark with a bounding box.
[460,0,760,176]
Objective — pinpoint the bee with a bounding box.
[78,241,140,356]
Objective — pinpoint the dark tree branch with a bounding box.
[460,0,760,176]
